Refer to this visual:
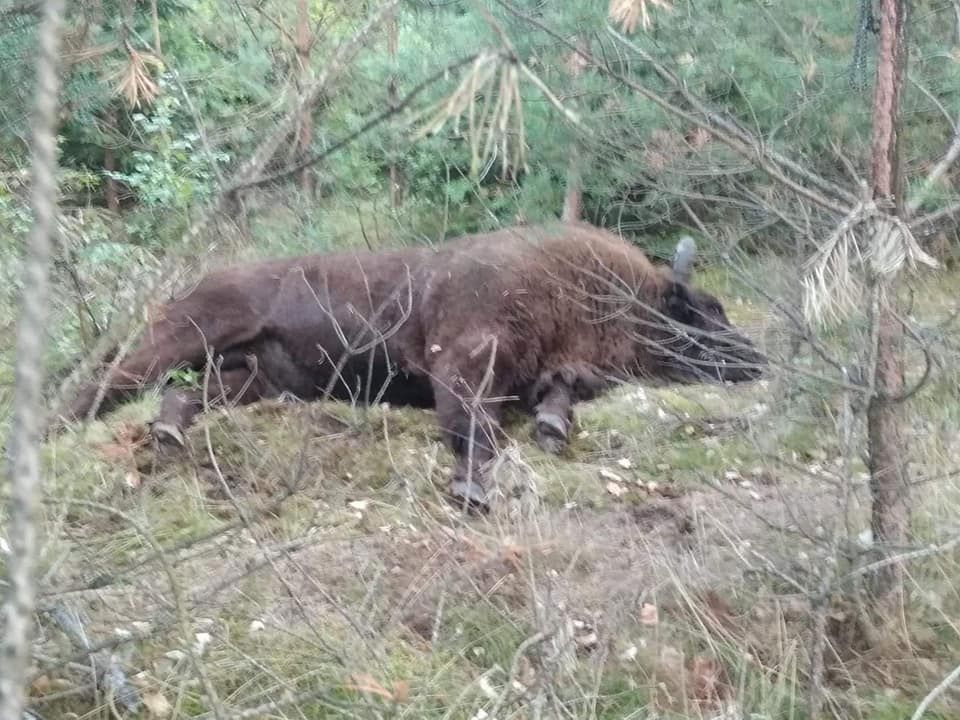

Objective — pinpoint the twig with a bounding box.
[838,532,960,587]
[493,0,853,217]
[906,125,960,217]
[44,602,142,714]
[487,630,553,720]
[238,53,480,190]
[52,0,402,421]
[911,661,960,720]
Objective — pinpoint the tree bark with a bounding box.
[867,0,911,604]
[561,36,587,222]
[103,108,119,210]
[386,5,402,208]
[0,0,65,716]
[561,145,582,222]
[150,0,161,54]
[296,0,314,196]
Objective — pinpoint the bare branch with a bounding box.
[238,53,480,191]
[906,125,960,217]
[51,0,402,423]
[492,0,853,216]
[912,661,960,720]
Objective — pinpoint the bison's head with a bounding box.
[654,236,766,384]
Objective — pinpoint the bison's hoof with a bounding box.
[447,478,491,515]
[535,411,569,455]
[150,421,186,449]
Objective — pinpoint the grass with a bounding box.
[6,222,960,718]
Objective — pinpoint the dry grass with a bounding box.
[8,260,960,720]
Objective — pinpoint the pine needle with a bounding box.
[411,48,584,180]
[801,203,939,327]
[110,43,164,109]
[608,0,672,33]
[412,50,530,179]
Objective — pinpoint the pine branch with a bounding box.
[493,0,855,217]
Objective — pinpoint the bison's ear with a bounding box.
[664,281,695,325]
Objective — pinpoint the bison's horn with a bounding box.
[672,235,696,285]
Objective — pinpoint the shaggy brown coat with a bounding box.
[63,222,764,509]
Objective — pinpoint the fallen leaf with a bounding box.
[600,468,624,483]
[691,655,730,704]
[391,680,409,704]
[346,673,406,702]
[29,675,52,695]
[143,690,173,718]
[605,481,627,497]
[640,602,659,625]
[193,632,211,656]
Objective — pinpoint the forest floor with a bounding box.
[13,260,960,719]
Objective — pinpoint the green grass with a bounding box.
[15,253,960,719]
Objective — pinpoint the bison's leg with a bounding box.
[428,337,512,513]
[63,318,248,425]
[532,380,575,456]
[151,364,276,449]
[528,365,606,455]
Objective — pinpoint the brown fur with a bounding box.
[61,222,764,510]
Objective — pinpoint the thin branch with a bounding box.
[51,0,402,423]
[912,661,960,720]
[237,53,480,190]
[493,0,852,216]
[0,0,65,717]
[906,128,960,217]
[910,198,960,230]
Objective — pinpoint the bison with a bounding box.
[60,222,765,510]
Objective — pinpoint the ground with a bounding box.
[10,261,960,719]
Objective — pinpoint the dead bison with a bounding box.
[61,222,765,509]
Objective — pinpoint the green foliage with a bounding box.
[105,82,229,244]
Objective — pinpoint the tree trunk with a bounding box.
[296,0,313,196]
[387,5,402,208]
[150,0,161,54]
[561,145,582,222]
[104,107,119,211]
[561,36,587,222]
[0,0,65,716]
[866,0,910,605]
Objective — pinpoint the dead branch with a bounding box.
[912,661,960,720]
[242,53,480,190]
[50,0,402,423]
[493,0,854,217]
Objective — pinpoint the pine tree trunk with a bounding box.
[296,0,313,196]
[866,0,911,605]
[561,36,587,223]
[0,0,65,715]
[104,141,119,210]
[387,6,402,208]
[561,145,582,222]
[150,0,161,54]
